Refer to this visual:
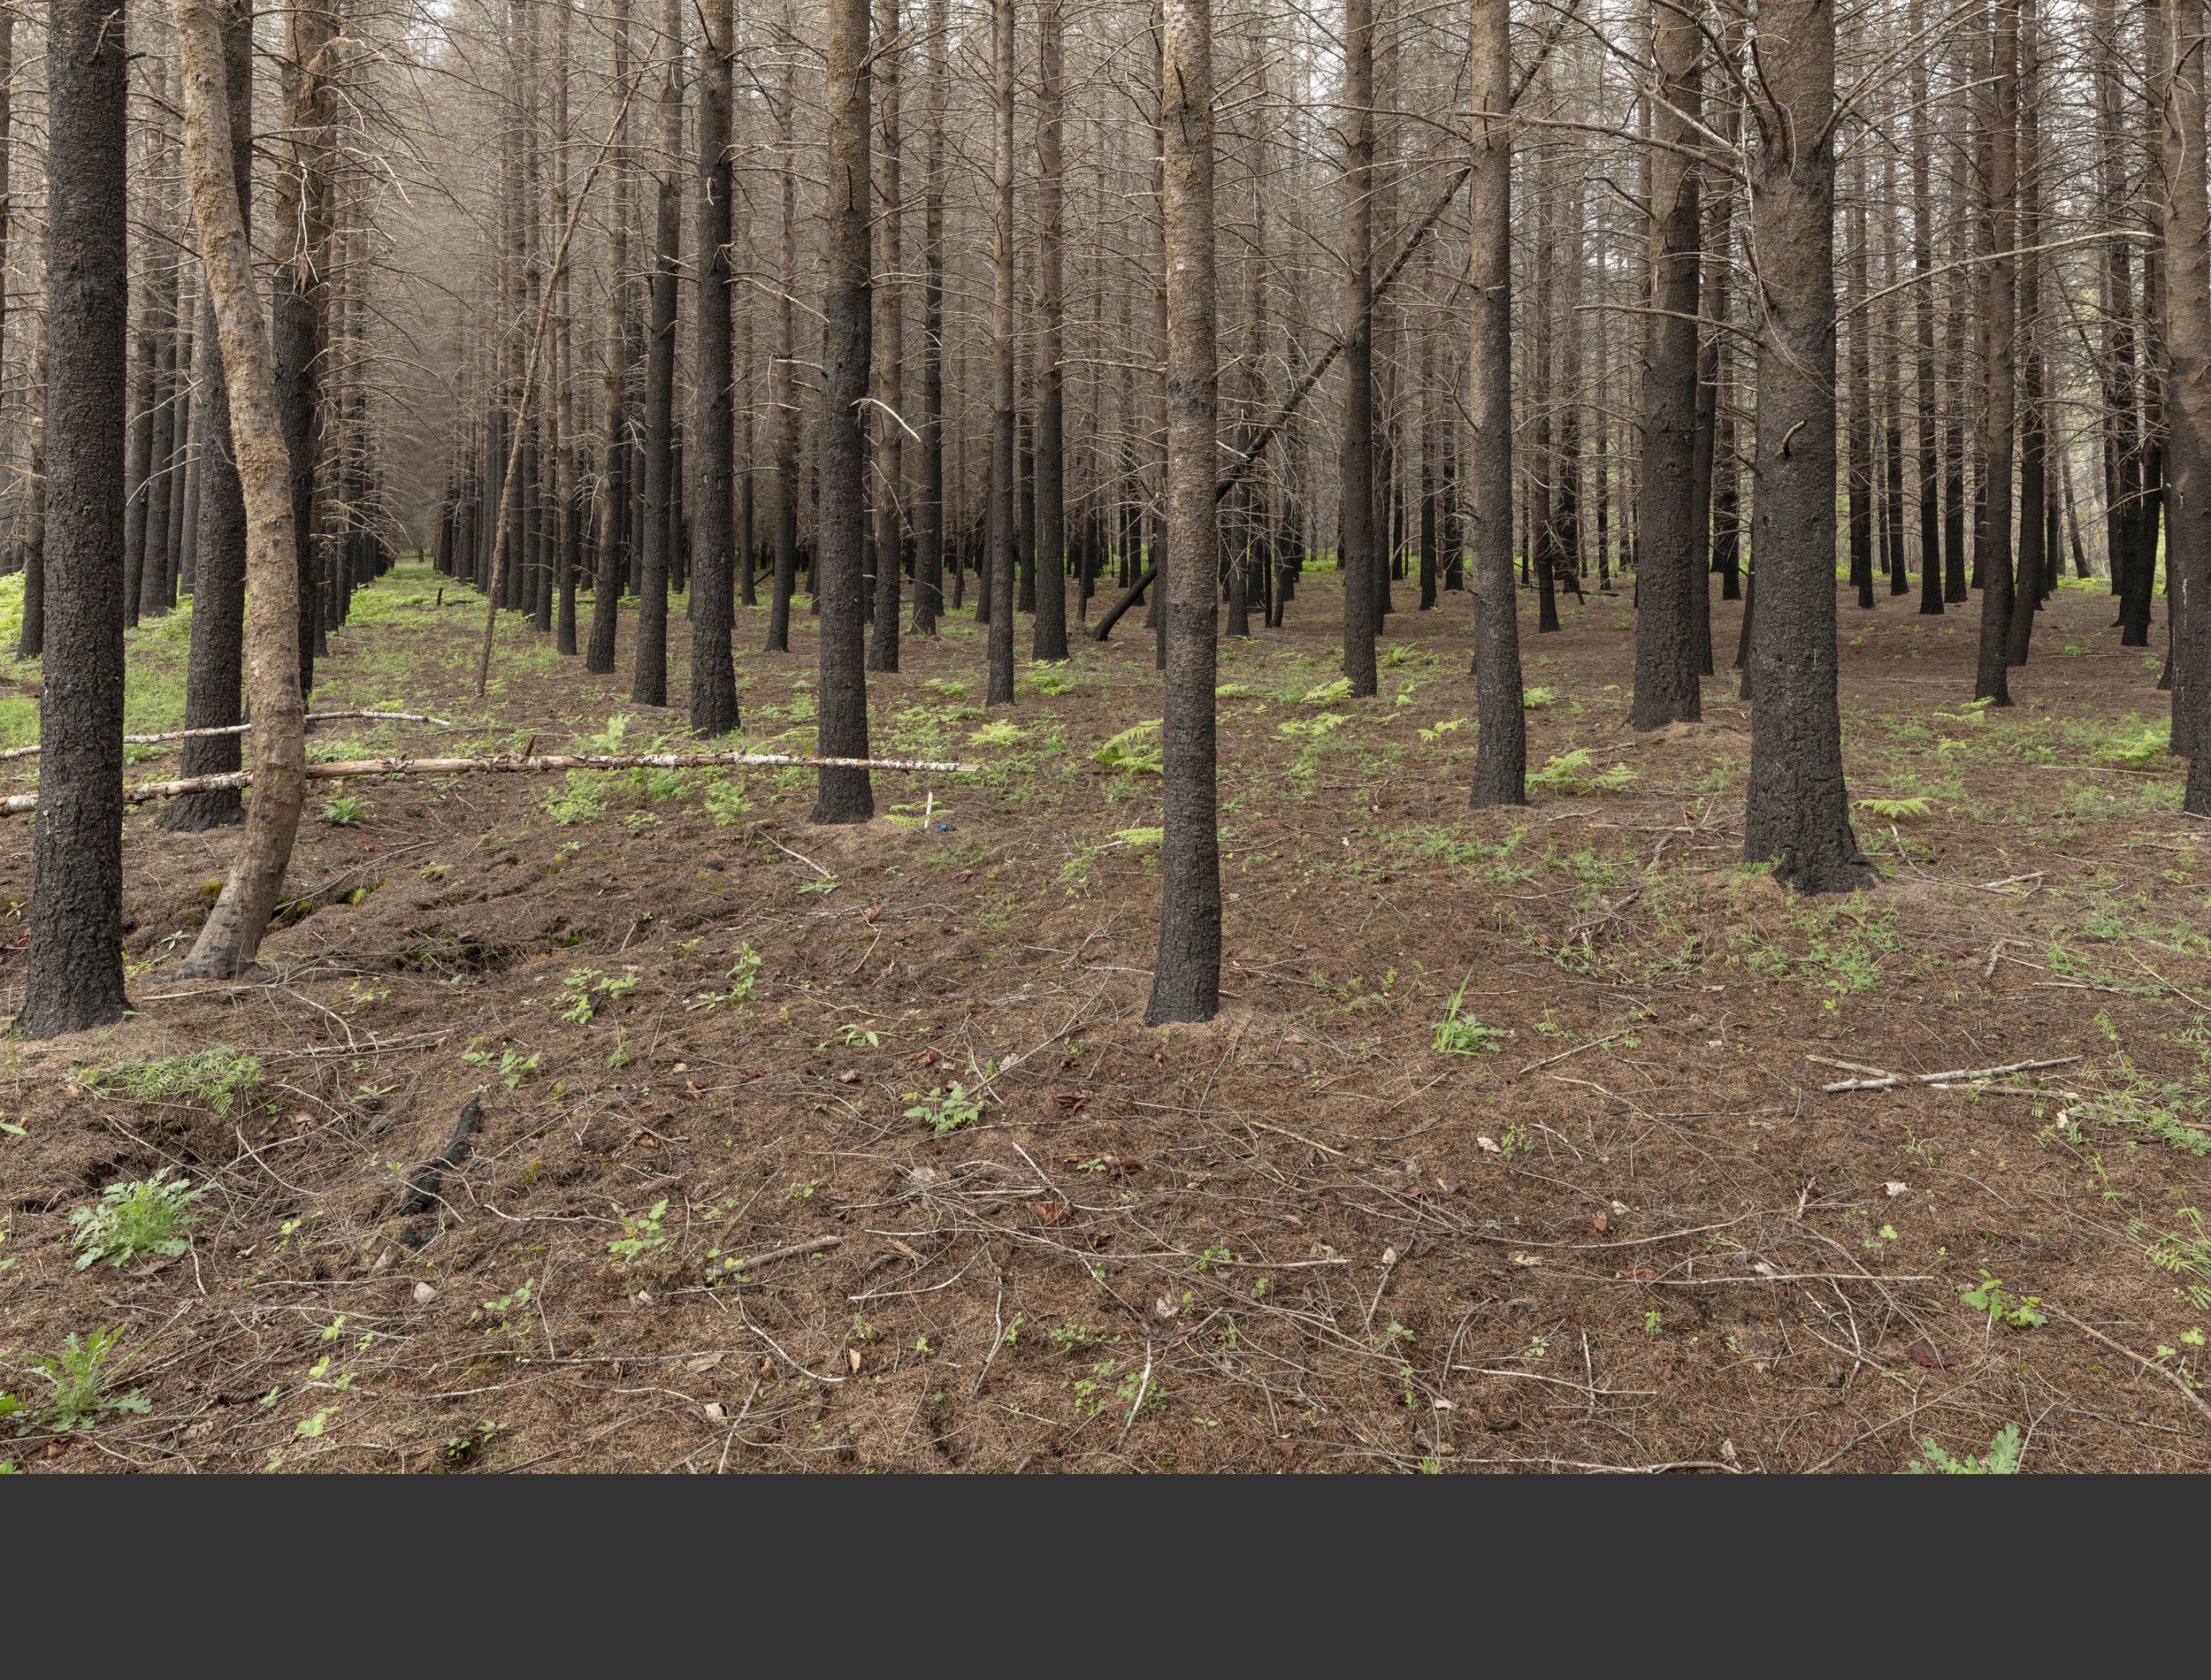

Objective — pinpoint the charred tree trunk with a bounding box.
[984,0,1017,705]
[811,0,876,822]
[632,0,682,706]
[1973,4,2017,706]
[23,0,131,1035]
[1339,0,1378,697]
[913,0,947,636]
[1630,2,1703,729]
[587,0,633,675]
[1031,0,1069,662]
[1145,0,1221,1026]
[690,0,738,734]
[1740,0,1873,896]
[1466,0,1526,808]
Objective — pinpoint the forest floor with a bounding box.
[3,561,2210,1474]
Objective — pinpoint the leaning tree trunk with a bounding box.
[22,0,131,1036]
[1466,0,1525,808]
[1144,0,1221,1027]
[172,0,309,976]
[811,0,876,822]
[1739,0,1872,897]
[159,0,253,833]
[689,0,739,735]
[1630,0,1703,729]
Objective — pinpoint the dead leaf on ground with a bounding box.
[1052,1091,1089,1112]
[1905,1336,1959,1369]
[1029,1201,1069,1226]
[1587,1211,1610,1235]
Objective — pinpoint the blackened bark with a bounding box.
[690,0,738,735]
[1467,0,1525,808]
[1973,5,2017,706]
[811,0,875,823]
[984,0,1016,705]
[587,0,632,674]
[633,0,682,707]
[766,6,799,654]
[22,0,129,1037]
[1032,0,1069,662]
[1144,0,1220,1027]
[1740,0,1874,896]
[868,0,904,671]
[2165,0,2211,808]
[1339,0,1377,698]
[1631,3,1702,729]
[912,0,947,636]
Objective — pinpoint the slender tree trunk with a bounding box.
[812,0,875,822]
[588,0,633,674]
[159,0,253,833]
[1847,186,1875,611]
[1339,0,1377,697]
[1631,2,1702,729]
[2166,0,2211,806]
[1974,4,2018,706]
[631,0,682,706]
[172,0,309,976]
[1912,0,1944,615]
[2007,0,2044,667]
[1145,0,1221,1026]
[913,0,947,636]
[1467,0,1525,808]
[1032,0,1069,661]
[1740,0,1871,896]
[554,0,579,658]
[984,0,1017,705]
[690,0,738,734]
[22,0,130,1035]
[767,3,799,653]
[868,0,905,670]
[274,2,333,706]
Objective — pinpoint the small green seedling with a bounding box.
[68,1168,203,1270]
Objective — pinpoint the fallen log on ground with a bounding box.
[0,748,985,817]
[0,710,458,761]
[1814,1054,2080,1094]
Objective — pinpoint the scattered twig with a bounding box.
[2045,1304,2211,1423]
[1818,1055,2079,1094]
[1518,1027,1636,1077]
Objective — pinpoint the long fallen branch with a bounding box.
[1817,1055,2081,1094]
[0,710,457,762]
[0,749,984,817]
